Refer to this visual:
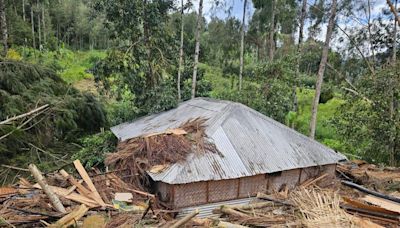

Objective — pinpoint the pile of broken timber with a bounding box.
[0,160,155,227]
[341,180,400,227]
[214,193,295,227]
[337,160,400,192]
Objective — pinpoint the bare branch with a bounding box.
[0,104,49,125]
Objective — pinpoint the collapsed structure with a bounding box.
[110,98,346,208]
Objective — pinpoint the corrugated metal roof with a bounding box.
[111,97,346,184]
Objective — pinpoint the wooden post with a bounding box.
[28,164,66,213]
[170,209,199,228]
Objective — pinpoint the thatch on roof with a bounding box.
[105,118,219,191]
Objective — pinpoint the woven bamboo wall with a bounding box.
[299,166,320,183]
[208,179,239,202]
[173,181,207,208]
[268,169,301,192]
[157,164,337,208]
[238,174,267,198]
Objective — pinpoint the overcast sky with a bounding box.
[184,0,395,54]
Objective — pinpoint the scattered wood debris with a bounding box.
[0,160,158,227]
[1,157,400,227]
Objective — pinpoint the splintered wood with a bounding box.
[291,188,354,227]
[2,158,400,227]
[0,159,146,227]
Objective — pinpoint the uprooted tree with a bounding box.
[0,61,106,169]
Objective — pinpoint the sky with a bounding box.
[189,0,255,23]
[185,0,395,54]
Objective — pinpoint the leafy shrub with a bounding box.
[6,49,22,61]
[319,85,334,103]
[72,130,117,168]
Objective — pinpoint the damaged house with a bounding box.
[110,98,346,209]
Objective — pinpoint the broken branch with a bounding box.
[28,164,66,213]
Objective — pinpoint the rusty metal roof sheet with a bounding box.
[111,98,346,184]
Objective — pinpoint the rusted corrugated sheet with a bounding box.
[111,98,346,184]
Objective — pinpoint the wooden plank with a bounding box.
[50,204,88,227]
[343,197,398,215]
[73,160,106,207]
[59,169,93,198]
[341,204,400,220]
[341,180,400,203]
[352,216,385,228]
[300,173,328,188]
[362,195,400,214]
[33,184,99,208]
[65,179,84,195]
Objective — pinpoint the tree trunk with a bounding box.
[393,0,398,62]
[0,0,7,56]
[239,0,247,91]
[367,0,376,63]
[387,0,400,24]
[38,15,41,50]
[191,0,203,99]
[309,0,337,139]
[268,0,276,61]
[31,5,35,49]
[22,0,26,21]
[177,0,184,101]
[42,4,46,46]
[292,0,308,124]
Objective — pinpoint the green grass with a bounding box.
[58,50,106,83]
[294,89,345,147]
[14,47,106,83]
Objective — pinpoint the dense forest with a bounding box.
[0,0,399,175]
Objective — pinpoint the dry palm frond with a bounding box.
[291,188,355,228]
[105,117,219,191]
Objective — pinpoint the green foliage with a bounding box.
[293,89,344,143]
[13,47,106,83]
[72,130,117,168]
[106,89,139,126]
[0,61,106,167]
[319,85,334,103]
[214,58,295,123]
[334,62,400,165]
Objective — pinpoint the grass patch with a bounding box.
[14,47,106,83]
[294,88,345,151]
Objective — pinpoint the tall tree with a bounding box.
[30,4,35,49]
[393,0,398,62]
[42,2,46,45]
[38,4,41,50]
[293,0,308,117]
[268,0,276,61]
[0,0,7,56]
[191,0,203,99]
[23,0,26,21]
[177,0,184,101]
[309,0,337,139]
[239,0,247,91]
